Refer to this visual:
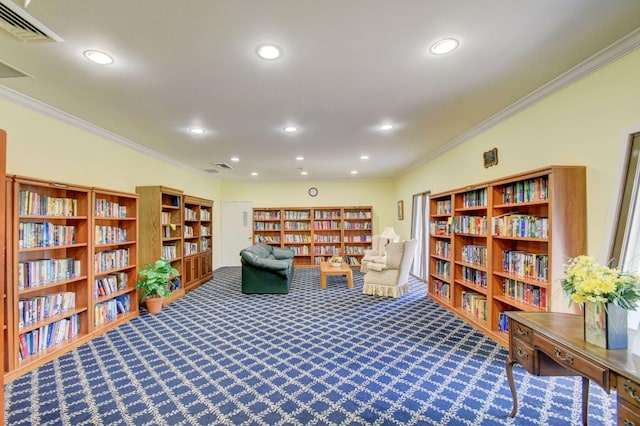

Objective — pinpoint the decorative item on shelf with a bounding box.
[330,254,343,268]
[135,259,179,314]
[561,255,640,349]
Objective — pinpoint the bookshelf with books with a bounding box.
[92,188,139,333]
[252,206,373,268]
[428,166,586,348]
[283,208,313,266]
[429,194,453,304]
[135,186,185,306]
[6,176,92,381]
[183,195,213,292]
[0,131,5,422]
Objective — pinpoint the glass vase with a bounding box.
[583,302,628,349]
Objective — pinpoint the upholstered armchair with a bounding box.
[360,228,400,272]
[362,239,418,298]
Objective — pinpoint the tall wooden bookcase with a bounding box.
[135,186,185,305]
[253,206,372,267]
[0,130,6,423]
[92,188,139,332]
[183,195,213,292]
[428,166,586,348]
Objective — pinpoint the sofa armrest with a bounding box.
[241,251,290,272]
[272,247,295,260]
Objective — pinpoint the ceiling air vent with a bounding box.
[214,163,233,170]
[0,58,29,78]
[0,0,63,43]
[203,169,219,174]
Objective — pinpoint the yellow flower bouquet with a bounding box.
[561,255,640,310]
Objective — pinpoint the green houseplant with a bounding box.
[135,259,179,314]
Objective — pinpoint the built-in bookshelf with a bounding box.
[0,131,5,422]
[92,188,139,332]
[428,166,586,348]
[135,186,185,306]
[8,176,91,380]
[252,206,372,267]
[183,195,213,292]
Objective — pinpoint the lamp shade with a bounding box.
[380,227,397,240]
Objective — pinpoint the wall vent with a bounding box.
[0,0,63,43]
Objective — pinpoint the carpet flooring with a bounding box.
[4,267,617,425]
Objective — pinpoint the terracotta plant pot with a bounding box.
[145,296,164,314]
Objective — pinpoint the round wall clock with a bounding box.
[308,187,318,197]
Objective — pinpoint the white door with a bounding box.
[221,200,253,266]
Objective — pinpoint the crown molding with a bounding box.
[0,85,217,179]
[400,27,640,179]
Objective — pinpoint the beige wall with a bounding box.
[395,47,640,260]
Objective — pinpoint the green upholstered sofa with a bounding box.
[240,243,295,294]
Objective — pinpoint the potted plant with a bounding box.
[135,258,179,314]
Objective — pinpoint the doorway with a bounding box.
[221,200,253,266]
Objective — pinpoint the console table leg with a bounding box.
[582,376,589,425]
[506,355,518,418]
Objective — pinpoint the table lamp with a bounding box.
[380,227,398,246]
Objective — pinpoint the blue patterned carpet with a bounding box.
[5,267,616,425]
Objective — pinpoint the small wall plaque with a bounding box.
[483,148,498,168]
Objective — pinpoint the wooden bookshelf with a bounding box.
[135,186,185,306]
[428,166,586,348]
[183,195,213,292]
[253,206,372,268]
[0,130,5,423]
[6,176,94,381]
[92,188,139,333]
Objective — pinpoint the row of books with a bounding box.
[254,235,280,244]
[492,214,549,238]
[435,260,451,278]
[201,226,211,235]
[461,189,487,208]
[452,215,488,235]
[95,198,127,218]
[498,312,509,333]
[344,235,372,243]
[502,250,549,281]
[200,210,211,221]
[284,211,310,219]
[200,239,210,251]
[253,211,281,220]
[343,246,366,255]
[343,256,361,265]
[462,292,487,321]
[284,234,311,243]
[161,211,179,224]
[95,225,127,245]
[18,292,76,328]
[162,244,178,260]
[254,223,281,230]
[19,190,79,217]
[289,246,311,256]
[343,211,371,219]
[501,176,548,204]
[313,211,341,219]
[314,246,340,255]
[184,242,198,256]
[461,245,487,266]
[343,221,372,230]
[94,248,129,273]
[430,220,451,236]
[94,272,128,298]
[436,199,452,215]
[18,314,80,360]
[284,222,311,230]
[315,235,341,243]
[18,222,77,248]
[313,220,341,229]
[502,278,548,309]
[435,241,451,258]
[184,207,197,221]
[184,226,194,237]
[94,295,131,326]
[432,279,450,298]
[461,266,487,287]
[163,225,180,239]
[18,257,81,289]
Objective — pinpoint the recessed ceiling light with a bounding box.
[83,50,114,65]
[430,38,459,55]
[230,156,240,162]
[283,126,298,133]
[300,170,308,176]
[257,44,282,60]
[350,170,358,175]
[378,124,393,131]
[251,172,259,176]
[296,156,304,161]
[189,128,205,135]
[360,155,369,160]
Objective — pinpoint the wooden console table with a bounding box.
[506,312,640,425]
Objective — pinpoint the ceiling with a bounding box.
[1,1,639,181]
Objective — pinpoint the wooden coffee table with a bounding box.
[320,261,353,289]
